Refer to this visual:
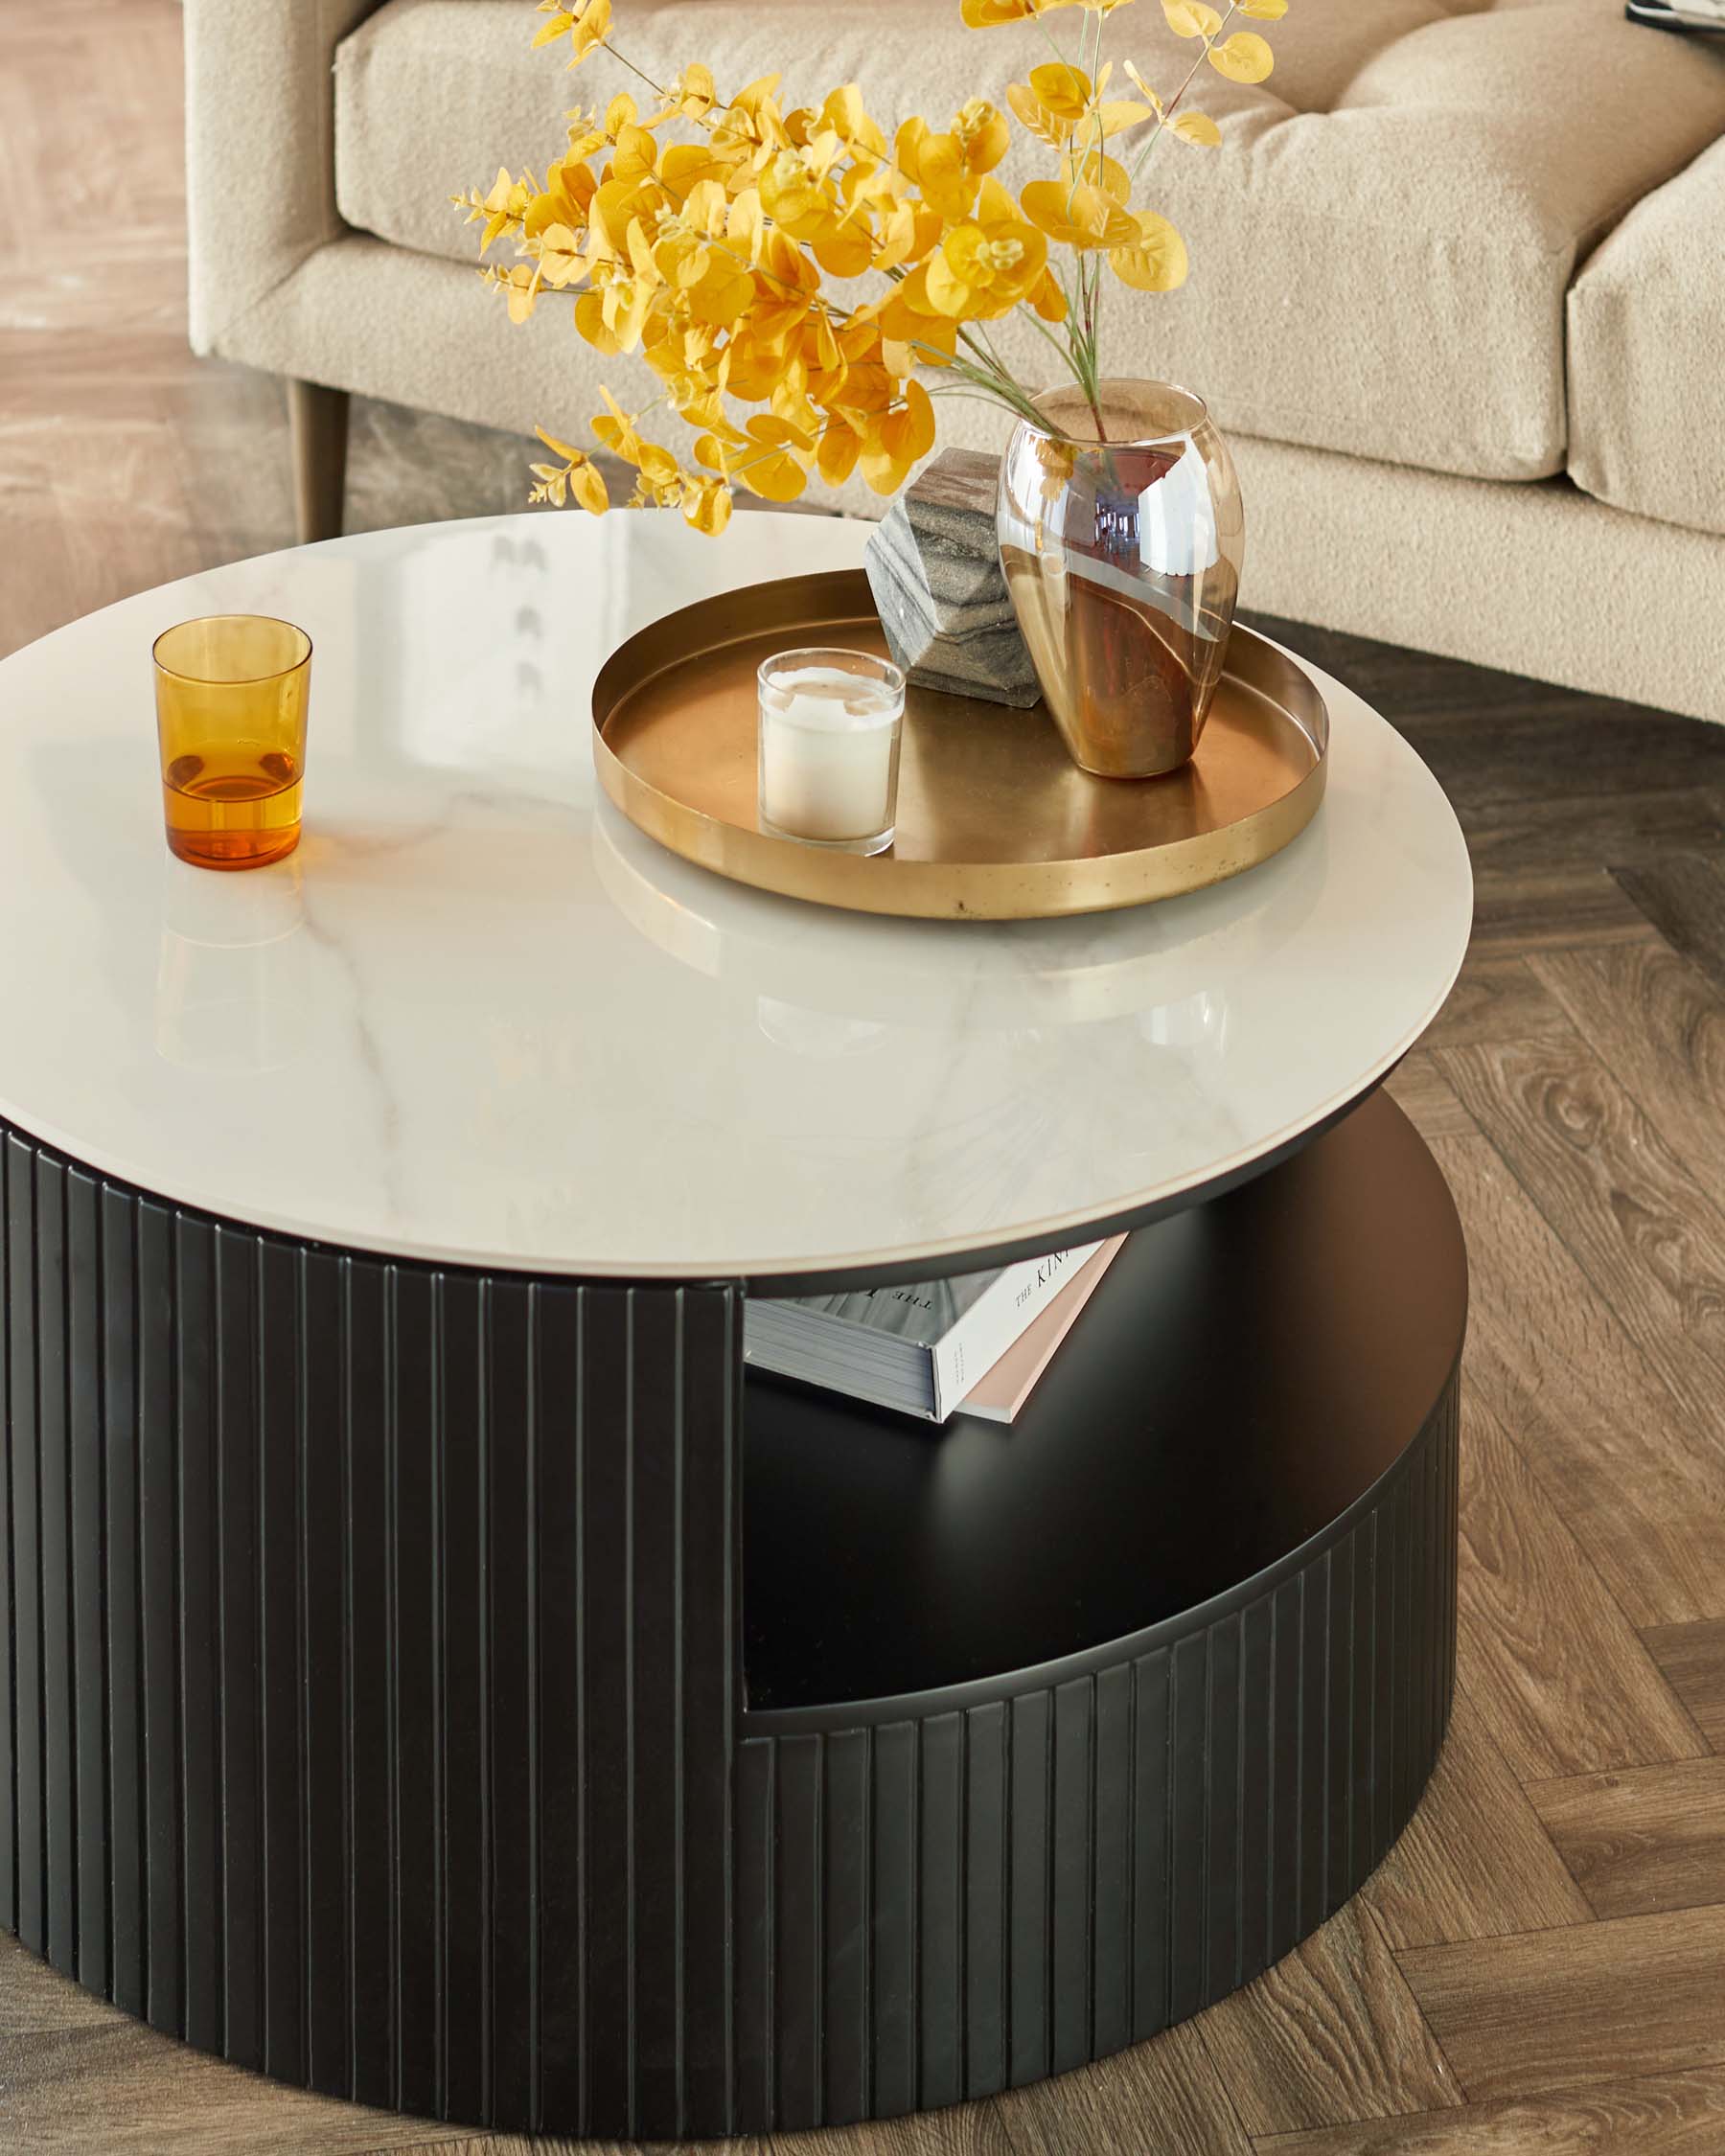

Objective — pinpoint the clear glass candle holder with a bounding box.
[757,646,905,857]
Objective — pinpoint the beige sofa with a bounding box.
[185,0,1725,722]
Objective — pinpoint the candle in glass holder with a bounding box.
[757,647,905,856]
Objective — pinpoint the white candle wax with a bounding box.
[759,666,901,842]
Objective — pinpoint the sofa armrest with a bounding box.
[184,0,388,357]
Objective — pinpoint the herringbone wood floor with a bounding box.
[7,2,1725,2150]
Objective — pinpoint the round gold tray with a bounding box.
[591,569,1327,920]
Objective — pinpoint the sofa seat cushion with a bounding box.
[334,0,1725,485]
[1568,134,1725,539]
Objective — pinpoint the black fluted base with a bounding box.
[1,1089,1463,2139]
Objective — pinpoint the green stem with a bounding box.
[1126,0,1238,190]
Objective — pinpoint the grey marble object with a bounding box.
[864,448,1042,707]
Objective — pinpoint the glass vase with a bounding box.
[997,379,1244,778]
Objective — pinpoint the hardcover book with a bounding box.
[745,1238,1103,1421]
[958,1236,1126,1423]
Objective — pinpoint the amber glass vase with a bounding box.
[997,379,1244,779]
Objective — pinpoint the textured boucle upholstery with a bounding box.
[218,233,1725,725]
[1568,133,1725,539]
[185,0,385,355]
[333,0,1725,485]
[184,0,1725,722]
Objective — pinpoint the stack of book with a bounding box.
[745,1234,1125,1424]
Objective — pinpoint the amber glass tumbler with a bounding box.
[152,614,311,868]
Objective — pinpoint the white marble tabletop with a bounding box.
[0,511,1470,1281]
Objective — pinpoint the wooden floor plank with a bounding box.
[1433,1134,1725,1629]
[1467,872,1655,956]
[1418,952,1574,1054]
[1192,1905,1461,2137]
[0,1932,124,2036]
[1438,1033,1725,1443]
[1530,941,1725,1217]
[1463,791,1725,883]
[0,2019,472,2154]
[1613,856,1725,998]
[984,2023,1253,2156]
[1528,1758,1725,1921]
[1358,1686,1592,1952]
[1643,1621,1725,1754]
[1252,2064,1725,2152]
[1454,1397,1705,1780]
[1399,1905,1725,2104]
[1382,1052,1478,1142]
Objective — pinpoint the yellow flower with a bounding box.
[485,262,541,324]
[532,222,586,288]
[465,0,1288,531]
[960,0,1038,23]
[680,473,733,535]
[1108,208,1187,288]
[1025,62,1092,124]
[529,428,609,515]
[454,167,534,250]
[1159,0,1219,34]
[859,380,936,493]
[819,84,888,163]
[532,0,611,66]
[661,63,717,119]
[1020,176,1138,249]
[590,257,658,349]
[759,136,845,241]
[710,74,790,161]
[524,157,596,239]
[872,266,961,362]
[586,174,666,264]
[699,413,816,501]
[962,0,1135,22]
[924,178,1047,318]
[590,388,679,481]
[1208,30,1276,82]
[896,99,1010,220]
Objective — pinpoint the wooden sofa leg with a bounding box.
[288,378,350,543]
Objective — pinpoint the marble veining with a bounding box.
[0,511,1470,1280]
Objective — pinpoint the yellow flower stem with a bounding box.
[592,34,678,109]
[952,344,1046,418]
[972,319,1013,377]
[1034,0,1112,426]
[1017,303,1092,398]
[1087,9,1107,366]
[1046,9,1105,437]
[926,383,1044,416]
[934,349,1051,428]
[1030,11,1076,76]
[1125,0,1239,191]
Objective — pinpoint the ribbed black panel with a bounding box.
[732,1369,1459,2130]
[3,1097,1460,2140]
[0,1120,742,2143]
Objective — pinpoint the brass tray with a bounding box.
[591,569,1327,920]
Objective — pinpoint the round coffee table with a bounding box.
[0,511,1470,2140]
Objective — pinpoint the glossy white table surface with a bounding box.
[0,512,1470,1281]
